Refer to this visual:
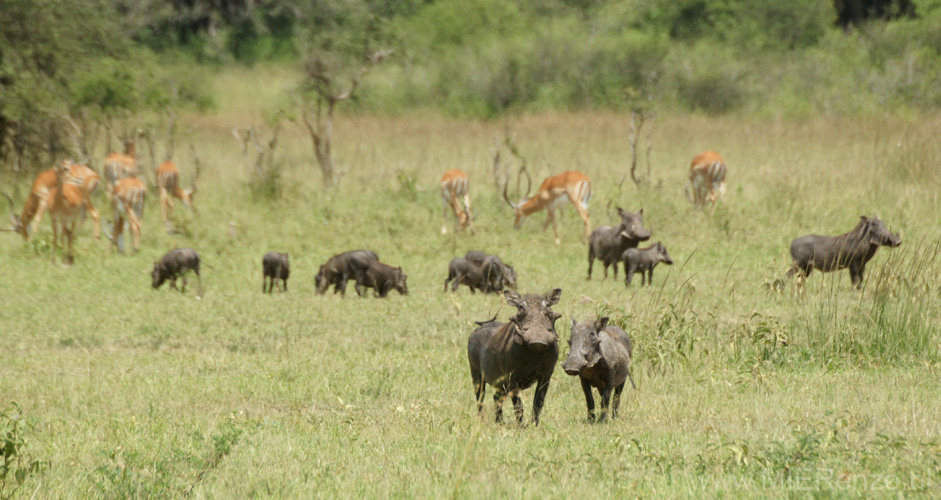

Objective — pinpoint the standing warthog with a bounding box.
[622,242,674,287]
[786,215,901,289]
[262,252,290,293]
[315,249,379,295]
[468,289,562,425]
[152,248,202,294]
[355,261,408,297]
[562,317,636,422]
[464,250,489,266]
[444,257,487,293]
[587,208,651,279]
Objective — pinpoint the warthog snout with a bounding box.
[890,232,902,247]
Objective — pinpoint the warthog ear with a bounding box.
[571,317,577,331]
[595,317,609,331]
[638,208,644,216]
[504,289,523,308]
[860,215,869,223]
[545,288,562,305]
[617,207,626,217]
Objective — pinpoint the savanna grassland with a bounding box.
[2,67,941,499]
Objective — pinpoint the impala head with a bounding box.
[617,208,651,242]
[502,181,529,229]
[0,191,26,236]
[563,317,608,376]
[861,215,901,247]
[505,288,562,351]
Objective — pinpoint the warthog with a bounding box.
[355,261,408,297]
[562,317,636,422]
[786,215,901,289]
[587,208,651,279]
[152,248,202,294]
[463,251,517,293]
[262,252,290,293]
[444,257,487,293]
[622,242,674,287]
[315,249,379,295]
[468,289,562,425]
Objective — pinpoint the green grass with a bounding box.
[2,71,941,498]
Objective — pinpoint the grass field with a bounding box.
[2,67,941,498]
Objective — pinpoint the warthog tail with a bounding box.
[627,367,637,390]
[474,314,499,326]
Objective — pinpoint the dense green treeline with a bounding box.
[2,0,940,171]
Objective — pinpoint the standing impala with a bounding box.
[104,138,140,196]
[0,161,100,241]
[47,161,85,264]
[440,169,472,234]
[111,176,146,253]
[503,171,591,245]
[156,160,197,230]
[685,150,727,213]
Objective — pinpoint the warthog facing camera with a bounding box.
[468,289,562,425]
[562,317,636,422]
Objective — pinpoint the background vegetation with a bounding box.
[1,0,941,498]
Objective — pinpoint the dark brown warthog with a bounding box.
[315,249,379,295]
[444,257,487,293]
[562,317,636,422]
[152,248,202,294]
[355,261,408,297]
[464,250,489,266]
[587,208,651,279]
[786,215,901,289]
[622,242,673,287]
[481,254,517,293]
[262,252,290,293]
[467,289,562,425]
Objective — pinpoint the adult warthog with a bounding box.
[587,208,651,279]
[786,215,901,289]
[468,289,562,426]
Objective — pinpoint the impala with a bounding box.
[685,150,727,213]
[156,160,197,230]
[104,138,140,195]
[503,171,591,245]
[111,176,146,253]
[440,169,471,234]
[47,161,85,264]
[0,161,100,240]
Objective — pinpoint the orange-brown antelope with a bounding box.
[111,177,146,253]
[503,171,592,245]
[440,169,471,234]
[47,161,85,264]
[0,161,100,240]
[104,138,140,196]
[156,160,196,230]
[685,150,727,213]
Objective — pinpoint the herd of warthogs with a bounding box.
[4,149,906,424]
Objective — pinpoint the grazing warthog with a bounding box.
[262,252,290,293]
[468,289,562,425]
[356,261,408,297]
[444,257,487,293]
[315,249,379,295]
[786,215,901,289]
[152,248,202,294]
[623,242,674,287]
[587,208,651,279]
[562,317,636,422]
[481,254,517,293]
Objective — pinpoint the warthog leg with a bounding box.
[580,377,596,423]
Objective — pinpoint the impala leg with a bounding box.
[85,200,101,239]
[570,197,591,241]
[29,198,49,236]
[440,194,448,234]
[126,207,140,253]
[51,216,60,247]
[63,220,75,265]
[462,193,472,231]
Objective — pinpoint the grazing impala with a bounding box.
[104,138,140,196]
[685,150,727,213]
[156,160,197,230]
[111,176,146,253]
[440,169,472,234]
[0,161,100,240]
[47,161,85,264]
[504,171,591,245]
